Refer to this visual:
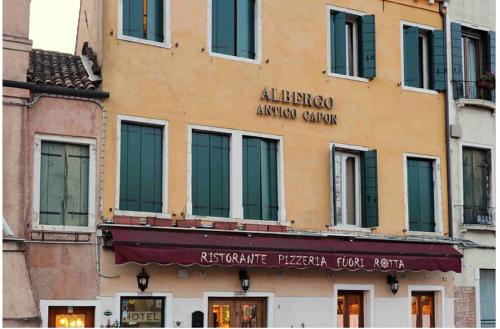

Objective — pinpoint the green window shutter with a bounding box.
[236,0,256,59]
[403,26,419,88]
[361,150,378,228]
[243,137,278,221]
[359,15,376,79]
[120,123,163,213]
[331,11,346,74]
[451,22,464,99]
[212,0,236,56]
[147,0,164,42]
[488,31,495,73]
[463,148,489,211]
[40,142,65,225]
[431,30,446,91]
[192,132,230,217]
[64,144,90,227]
[407,159,435,232]
[123,0,144,38]
[331,145,337,225]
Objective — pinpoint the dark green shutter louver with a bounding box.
[120,123,163,213]
[331,145,337,225]
[488,31,495,102]
[463,148,489,219]
[331,11,346,74]
[192,132,230,217]
[403,26,419,88]
[212,0,236,56]
[147,0,164,42]
[361,150,378,228]
[451,22,464,99]
[40,142,89,227]
[359,15,376,79]
[243,137,278,221]
[431,30,446,91]
[236,0,256,59]
[123,0,144,38]
[407,158,435,232]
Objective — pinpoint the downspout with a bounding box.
[440,1,453,238]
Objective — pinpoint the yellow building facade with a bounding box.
[76,0,461,327]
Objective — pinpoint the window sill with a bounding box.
[114,210,171,219]
[117,35,171,49]
[31,224,95,233]
[328,225,372,233]
[455,98,496,112]
[208,51,260,65]
[328,73,369,83]
[404,230,444,237]
[460,224,496,232]
[185,214,288,226]
[402,85,438,95]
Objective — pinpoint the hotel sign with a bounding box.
[257,87,337,125]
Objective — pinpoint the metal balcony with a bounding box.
[452,80,496,102]
[457,205,496,225]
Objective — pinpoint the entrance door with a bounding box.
[337,291,364,328]
[48,306,95,328]
[208,297,267,328]
[412,292,435,328]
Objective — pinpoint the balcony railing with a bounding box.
[452,80,496,102]
[456,205,496,225]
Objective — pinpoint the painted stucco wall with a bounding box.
[95,0,449,235]
[448,0,496,30]
[75,0,103,59]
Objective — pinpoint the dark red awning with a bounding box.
[107,226,462,272]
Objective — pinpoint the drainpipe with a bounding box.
[440,1,453,238]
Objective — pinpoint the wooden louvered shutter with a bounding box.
[331,11,347,74]
[451,22,464,98]
[212,0,236,56]
[123,0,144,38]
[192,132,211,216]
[359,15,376,79]
[403,26,419,88]
[236,0,256,59]
[147,0,164,42]
[361,150,378,228]
[40,142,65,225]
[331,145,337,225]
[64,144,90,226]
[407,159,435,232]
[431,30,446,91]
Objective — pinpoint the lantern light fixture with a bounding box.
[239,269,250,292]
[137,267,150,292]
[387,273,400,295]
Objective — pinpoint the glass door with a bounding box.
[208,298,266,328]
[48,306,95,328]
[412,292,435,328]
[337,291,364,328]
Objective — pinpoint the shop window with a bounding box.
[211,0,257,60]
[337,291,364,328]
[402,24,446,91]
[121,0,166,43]
[120,296,165,328]
[451,23,495,101]
[119,122,164,213]
[462,147,492,225]
[406,157,438,232]
[480,269,496,327]
[332,145,379,228]
[411,292,435,328]
[329,9,376,79]
[48,306,95,328]
[39,142,90,227]
[191,131,231,218]
[208,297,266,328]
[243,137,278,221]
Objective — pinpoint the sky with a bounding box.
[29,0,80,54]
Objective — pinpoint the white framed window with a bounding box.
[403,153,443,235]
[207,0,262,64]
[115,115,169,218]
[187,125,286,224]
[114,292,173,328]
[333,284,374,328]
[407,285,446,328]
[400,20,438,95]
[32,134,97,232]
[117,0,171,48]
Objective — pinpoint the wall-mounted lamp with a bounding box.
[137,268,149,292]
[239,270,250,292]
[387,273,399,295]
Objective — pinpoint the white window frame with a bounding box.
[326,5,369,83]
[117,0,172,48]
[115,115,169,218]
[407,285,446,328]
[403,153,443,235]
[32,134,97,233]
[207,0,262,64]
[458,142,495,225]
[40,299,101,328]
[187,124,286,225]
[400,20,438,95]
[202,291,274,328]
[114,292,173,328]
[329,142,369,231]
[333,284,375,328]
